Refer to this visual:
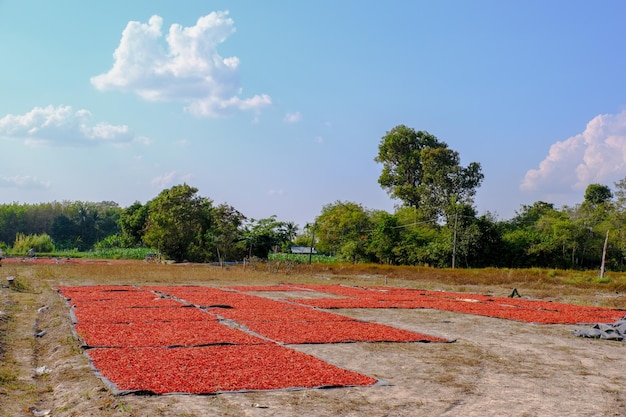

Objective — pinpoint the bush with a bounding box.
[94,234,125,250]
[91,247,157,260]
[12,233,54,254]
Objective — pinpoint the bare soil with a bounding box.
[1,262,625,417]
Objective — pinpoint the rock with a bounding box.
[34,366,50,376]
[28,407,51,416]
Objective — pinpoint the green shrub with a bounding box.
[91,247,157,260]
[12,233,54,254]
[94,234,124,250]
[268,253,338,264]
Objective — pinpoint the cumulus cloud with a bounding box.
[91,12,271,117]
[284,112,302,123]
[0,105,138,146]
[0,175,51,189]
[521,109,626,193]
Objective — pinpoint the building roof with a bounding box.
[290,246,317,254]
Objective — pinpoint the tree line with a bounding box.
[1,125,626,270]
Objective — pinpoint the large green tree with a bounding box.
[213,203,247,261]
[143,184,214,262]
[244,216,293,258]
[119,201,150,247]
[584,183,612,206]
[375,125,483,222]
[314,201,372,261]
[375,126,444,210]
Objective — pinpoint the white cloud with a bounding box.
[91,12,271,117]
[151,170,177,189]
[267,189,284,197]
[0,105,138,147]
[521,109,626,193]
[180,173,194,183]
[0,175,51,189]
[284,112,302,123]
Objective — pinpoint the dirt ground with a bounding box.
[1,265,625,417]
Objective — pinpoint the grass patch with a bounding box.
[0,366,17,385]
[269,253,339,264]
[7,276,32,293]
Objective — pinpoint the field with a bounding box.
[1,259,625,416]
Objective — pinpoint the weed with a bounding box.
[0,367,17,384]
[58,403,76,412]
[117,402,132,413]
[8,276,30,293]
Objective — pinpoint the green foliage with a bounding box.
[268,253,338,264]
[12,233,54,254]
[292,233,313,247]
[4,167,626,273]
[0,200,121,252]
[8,275,30,292]
[375,125,483,223]
[366,211,401,264]
[93,233,125,250]
[91,247,156,260]
[584,183,612,206]
[0,367,18,385]
[375,126,445,209]
[143,184,214,262]
[118,201,149,247]
[314,201,372,259]
[213,204,248,262]
[244,215,293,258]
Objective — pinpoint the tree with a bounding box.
[366,211,401,264]
[50,215,78,250]
[375,125,483,222]
[375,126,445,210]
[509,201,556,227]
[244,216,292,258]
[391,206,440,265]
[143,184,214,262]
[213,203,247,261]
[614,177,626,211]
[119,201,150,247]
[584,184,612,206]
[611,178,626,268]
[314,201,371,261]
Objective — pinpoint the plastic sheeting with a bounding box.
[573,316,626,341]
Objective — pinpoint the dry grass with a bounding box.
[36,260,626,298]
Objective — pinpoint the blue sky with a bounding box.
[2,1,626,229]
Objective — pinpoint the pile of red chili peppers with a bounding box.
[57,283,622,394]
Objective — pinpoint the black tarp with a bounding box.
[573,316,626,341]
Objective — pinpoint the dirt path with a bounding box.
[1,273,625,416]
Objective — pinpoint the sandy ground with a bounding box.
[2,278,625,417]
